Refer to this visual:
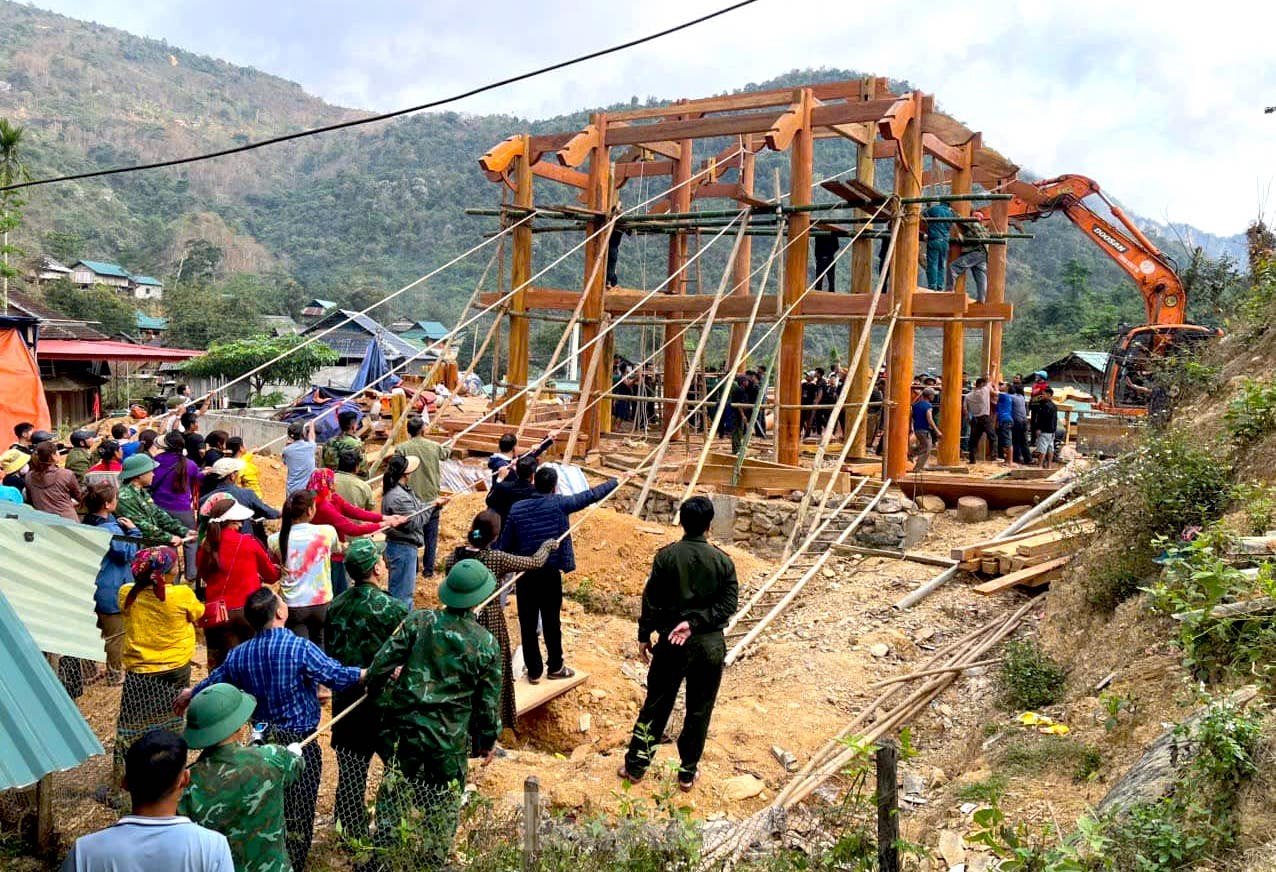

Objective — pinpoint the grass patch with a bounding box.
[956,773,1009,804]
[997,734,1104,783]
[565,576,639,619]
[999,638,1067,710]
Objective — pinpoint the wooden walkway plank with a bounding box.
[514,671,589,716]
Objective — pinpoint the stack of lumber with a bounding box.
[953,522,1095,595]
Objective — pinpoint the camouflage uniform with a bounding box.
[322,433,364,471]
[179,742,301,872]
[116,482,188,541]
[323,583,408,840]
[366,607,501,867]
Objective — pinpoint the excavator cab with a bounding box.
[1099,324,1220,415]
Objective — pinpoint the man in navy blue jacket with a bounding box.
[499,466,623,682]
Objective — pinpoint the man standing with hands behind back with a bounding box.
[620,496,738,792]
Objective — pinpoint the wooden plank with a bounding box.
[694,182,746,201]
[898,475,1059,510]
[615,159,674,182]
[514,670,589,716]
[972,557,1071,595]
[608,79,882,121]
[681,461,861,493]
[604,99,899,147]
[531,161,589,189]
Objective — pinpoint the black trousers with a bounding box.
[624,632,726,778]
[813,251,836,290]
[968,414,996,463]
[1012,421,1032,465]
[516,567,563,679]
[269,728,322,872]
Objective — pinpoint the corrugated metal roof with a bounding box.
[75,260,131,279]
[130,275,162,286]
[0,504,112,661]
[135,312,168,330]
[402,320,449,340]
[6,290,109,341]
[305,310,424,361]
[0,589,104,790]
[1072,351,1110,372]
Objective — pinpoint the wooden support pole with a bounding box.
[938,139,974,466]
[522,775,541,871]
[664,125,692,436]
[507,135,533,425]
[777,89,813,466]
[876,741,900,872]
[983,196,1009,378]
[727,135,756,366]
[884,93,924,481]
[848,123,876,459]
[580,114,612,449]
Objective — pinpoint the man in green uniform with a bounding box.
[365,559,502,867]
[116,454,189,545]
[395,415,451,577]
[324,537,408,840]
[322,410,364,471]
[179,683,303,872]
[65,429,94,487]
[620,496,738,791]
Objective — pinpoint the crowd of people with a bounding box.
[14,397,743,872]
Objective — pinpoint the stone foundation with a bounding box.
[608,486,928,556]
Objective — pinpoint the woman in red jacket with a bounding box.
[195,494,281,667]
[306,468,405,595]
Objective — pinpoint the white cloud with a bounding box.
[26,0,1276,234]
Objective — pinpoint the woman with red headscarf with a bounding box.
[111,547,203,790]
[305,468,405,597]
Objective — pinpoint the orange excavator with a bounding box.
[1005,174,1220,416]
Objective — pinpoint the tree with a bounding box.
[43,279,136,337]
[163,278,264,348]
[175,238,224,284]
[0,119,29,311]
[180,334,338,398]
[42,230,84,264]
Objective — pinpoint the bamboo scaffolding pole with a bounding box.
[725,480,890,666]
[632,217,751,516]
[866,657,1004,690]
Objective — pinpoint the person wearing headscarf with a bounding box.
[306,467,404,597]
[445,509,555,741]
[151,431,202,580]
[112,547,203,790]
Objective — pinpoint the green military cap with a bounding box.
[344,537,384,576]
[119,453,158,482]
[184,683,257,749]
[438,558,496,609]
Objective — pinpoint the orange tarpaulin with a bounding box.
[0,328,51,440]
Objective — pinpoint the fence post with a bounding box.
[35,773,55,856]
[875,740,899,872]
[522,775,541,871]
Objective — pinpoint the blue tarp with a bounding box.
[351,336,401,393]
[277,387,363,444]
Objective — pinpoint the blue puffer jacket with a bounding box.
[83,513,142,614]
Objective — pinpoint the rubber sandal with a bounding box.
[546,666,576,680]
[527,674,542,685]
[617,764,643,783]
[677,772,699,792]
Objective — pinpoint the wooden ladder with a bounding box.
[724,480,891,665]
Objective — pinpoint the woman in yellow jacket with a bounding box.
[111,546,204,789]
[226,436,263,498]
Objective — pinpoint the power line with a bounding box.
[1,0,761,193]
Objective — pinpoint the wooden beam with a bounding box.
[531,161,588,189]
[608,78,888,121]
[971,556,1070,595]
[765,102,803,151]
[579,113,611,452]
[848,129,876,458]
[728,134,757,365]
[778,88,814,466]
[984,198,1010,376]
[557,124,600,168]
[694,182,745,201]
[922,133,965,169]
[604,99,899,148]
[478,135,524,180]
[507,135,533,425]
[939,138,974,466]
[664,132,691,435]
[615,159,673,182]
[897,474,1059,510]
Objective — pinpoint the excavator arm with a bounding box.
[1005,174,1186,326]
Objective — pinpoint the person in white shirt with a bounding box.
[60,729,232,872]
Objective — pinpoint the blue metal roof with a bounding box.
[135,311,168,330]
[75,259,131,279]
[131,275,162,286]
[0,588,104,790]
[401,320,449,341]
[1072,351,1110,372]
[0,504,114,661]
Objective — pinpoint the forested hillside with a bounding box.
[0,1,1247,372]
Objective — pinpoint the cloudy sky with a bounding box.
[30,0,1275,236]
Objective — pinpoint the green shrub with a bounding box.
[1235,481,1276,535]
[999,639,1067,710]
[1224,377,1276,446]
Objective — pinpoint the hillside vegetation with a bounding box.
[0,0,1247,373]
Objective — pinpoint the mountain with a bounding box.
[0,1,1248,373]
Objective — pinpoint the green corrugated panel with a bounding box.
[0,589,104,790]
[0,505,112,661]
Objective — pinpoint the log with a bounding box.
[957,496,989,523]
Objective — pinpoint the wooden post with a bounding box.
[507,135,533,425]
[580,114,612,450]
[884,93,924,481]
[727,135,756,367]
[847,121,876,459]
[522,775,541,871]
[35,773,54,856]
[663,124,692,437]
[876,741,900,872]
[777,89,813,467]
[938,140,974,466]
[983,196,1009,378]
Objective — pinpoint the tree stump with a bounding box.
[916,494,947,513]
[956,496,989,523]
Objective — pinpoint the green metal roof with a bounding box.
[1072,351,1110,372]
[0,504,113,661]
[131,275,162,286]
[401,320,449,341]
[0,588,104,790]
[135,311,168,330]
[75,259,131,279]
